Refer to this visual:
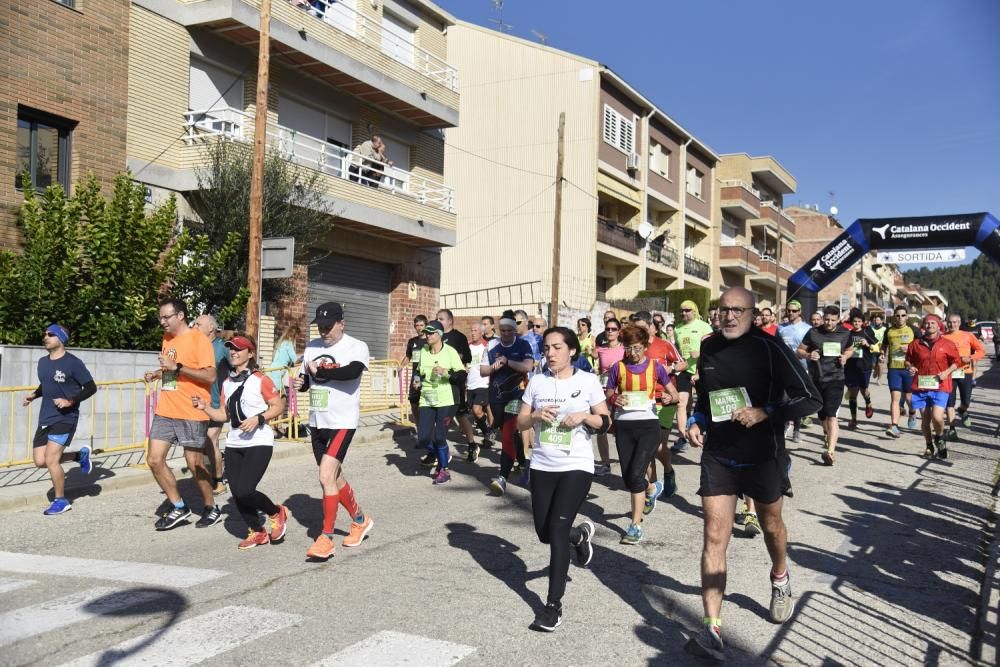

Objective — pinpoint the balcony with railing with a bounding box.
[718,242,761,274]
[684,254,710,281]
[170,0,458,124]
[183,107,455,226]
[719,179,760,220]
[647,240,678,271]
[596,215,641,255]
[756,201,797,237]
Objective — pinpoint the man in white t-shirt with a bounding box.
[295,302,373,561]
[466,322,491,459]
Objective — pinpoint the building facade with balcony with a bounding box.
[128,0,458,358]
[715,154,797,308]
[440,23,718,320]
[1,0,131,248]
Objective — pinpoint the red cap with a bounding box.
[225,335,256,352]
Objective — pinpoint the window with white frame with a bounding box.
[603,105,635,154]
[686,166,703,199]
[648,141,670,178]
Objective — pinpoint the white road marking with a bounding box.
[0,576,35,594]
[59,605,301,667]
[0,551,227,588]
[0,587,167,647]
[311,631,476,667]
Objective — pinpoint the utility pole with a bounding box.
[246,0,271,338]
[549,112,565,327]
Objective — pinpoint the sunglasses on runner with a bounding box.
[606,327,620,332]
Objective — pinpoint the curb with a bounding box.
[0,430,397,514]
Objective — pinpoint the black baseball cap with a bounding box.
[312,302,344,326]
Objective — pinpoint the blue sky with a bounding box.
[435,0,1000,268]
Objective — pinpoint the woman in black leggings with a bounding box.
[517,326,610,631]
[193,334,287,550]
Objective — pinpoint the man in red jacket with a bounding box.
[905,314,961,460]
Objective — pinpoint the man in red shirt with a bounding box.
[905,314,961,460]
[759,307,779,336]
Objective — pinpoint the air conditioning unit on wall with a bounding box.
[626,153,640,170]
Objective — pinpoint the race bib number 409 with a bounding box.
[539,423,572,450]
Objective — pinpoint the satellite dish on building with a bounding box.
[637,221,654,240]
[830,206,839,216]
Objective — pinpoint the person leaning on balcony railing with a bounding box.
[349,135,393,188]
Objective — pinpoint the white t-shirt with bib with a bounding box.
[467,342,489,390]
[221,371,279,448]
[521,369,605,474]
[302,334,370,430]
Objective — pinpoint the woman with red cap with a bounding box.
[193,333,289,549]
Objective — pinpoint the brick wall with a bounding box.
[269,263,310,351]
[389,249,439,360]
[0,0,130,249]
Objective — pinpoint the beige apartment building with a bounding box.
[128,0,459,358]
[715,154,797,308]
[440,22,719,320]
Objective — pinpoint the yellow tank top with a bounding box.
[886,326,916,369]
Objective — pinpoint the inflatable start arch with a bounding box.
[787,212,1000,316]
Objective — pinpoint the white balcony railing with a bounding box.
[719,179,760,198]
[287,0,458,91]
[184,107,454,213]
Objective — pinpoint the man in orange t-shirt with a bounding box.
[143,297,218,531]
[943,313,986,439]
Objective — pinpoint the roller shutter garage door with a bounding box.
[308,254,391,357]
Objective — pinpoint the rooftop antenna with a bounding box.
[489,0,513,33]
[530,28,548,45]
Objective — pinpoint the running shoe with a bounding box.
[922,443,935,458]
[343,514,374,547]
[671,436,689,453]
[620,522,643,545]
[212,479,228,496]
[238,528,270,550]
[196,505,223,528]
[907,413,918,430]
[594,462,612,476]
[268,505,289,542]
[643,481,664,515]
[936,441,948,460]
[821,450,834,466]
[574,519,595,566]
[685,625,724,662]
[961,413,973,428]
[306,534,335,560]
[865,403,874,419]
[154,499,174,518]
[531,603,562,632]
[466,444,480,463]
[846,419,857,431]
[419,453,437,467]
[735,500,748,526]
[885,425,901,438]
[744,513,762,537]
[78,446,93,475]
[489,476,507,496]
[154,506,191,530]
[661,469,678,498]
[801,416,813,428]
[432,469,451,485]
[769,573,794,623]
[518,464,531,486]
[791,430,801,444]
[43,498,72,515]
[946,427,958,442]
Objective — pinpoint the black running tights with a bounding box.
[529,469,593,606]
[226,446,279,529]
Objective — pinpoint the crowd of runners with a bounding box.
[23,289,992,656]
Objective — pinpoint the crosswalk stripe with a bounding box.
[59,605,302,667]
[310,631,476,667]
[0,576,35,594]
[0,587,168,648]
[0,551,227,588]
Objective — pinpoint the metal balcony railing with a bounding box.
[184,107,454,212]
[719,179,760,198]
[684,254,710,281]
[647,241,678,269]
[596,215,640,254]
[288,0,458,91]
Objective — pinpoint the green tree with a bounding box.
[904,255,1000,321]
[190,139,334,314]
[0,173,247,350]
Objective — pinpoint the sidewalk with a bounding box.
[0,412,411,513]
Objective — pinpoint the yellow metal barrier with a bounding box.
[0,361,411,468]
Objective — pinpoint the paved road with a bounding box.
[3,358,999,665]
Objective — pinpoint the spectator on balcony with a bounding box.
[349,135,393,188]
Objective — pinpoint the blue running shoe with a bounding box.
[620,522,643,545]
[661,469,678,498]
[78,446,93,475]
[643,481,664,515]
[44,498,72,515]
[671,437,689,453]
[907,413,918,430]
